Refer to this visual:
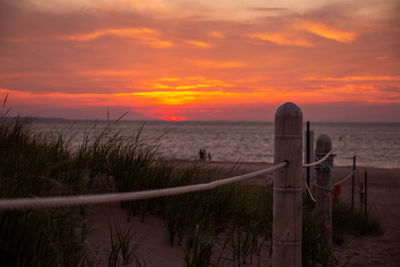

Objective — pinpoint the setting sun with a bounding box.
[162,115,185,122]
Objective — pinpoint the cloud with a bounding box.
[89,0,170,14]
[249,32,314,47]
[184,40,212,48]
[60,27,154,42]
[189,60,245,68]
[297,21,357,43]
[208,31,225,38]
[149,77,235,90]
[303,76,400,82]
[79,70,140,77]
[250,7,287,12]
[59,27,174,48]
[0,72,56,78]
[158,77,180,82]
[249,20,357,47]
[151,83,215,90]
[116,90,237,105]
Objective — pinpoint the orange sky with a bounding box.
[0,0,399,121]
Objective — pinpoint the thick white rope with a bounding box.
[334,169,357,186]
[304,182,316,202]
[302,149,333,168]
[0,162,288,211]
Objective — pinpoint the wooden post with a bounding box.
[364,170,368,217]
[273,102,303,267]
[351,155,356,213]
[315,134,334,249]
[304,123,314,187]
[306,121,311,187]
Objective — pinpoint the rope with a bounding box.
[314,165,334,192]
[304,182,316,202]
[0,162,288,211]
[314,183,333,192]
[303,149,333,168]
[334,169,357,186]
[306,164,333,199]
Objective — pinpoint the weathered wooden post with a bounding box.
[273,102,303,267]
[315,134,334,249]
[305,121,314,187]
[364,170,368,217]
[351,155,356,213]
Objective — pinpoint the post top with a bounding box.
[275,102,303,135]
[316,134,332,153]
[276,102,302,117]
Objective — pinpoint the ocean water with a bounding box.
[29,120,400,169]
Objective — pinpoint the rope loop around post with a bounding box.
[314,183,333,192]
[303,149,334,168]
[314,165,334,191]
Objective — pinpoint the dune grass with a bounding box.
[332,200,383,244]
[0,116,89,266]
[0,111,382,266]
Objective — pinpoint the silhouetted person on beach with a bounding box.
[199,148,206,160]
[208,152,212,161]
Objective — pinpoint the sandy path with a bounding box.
[86,161,400,266]
[87,203,185,266]
[332,167,400,266]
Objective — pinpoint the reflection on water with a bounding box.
[29,120,400,169]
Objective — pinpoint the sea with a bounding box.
[28,120,400,169]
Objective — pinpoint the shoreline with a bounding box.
[168,158,400,171]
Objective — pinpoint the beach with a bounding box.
[87,161,400,266]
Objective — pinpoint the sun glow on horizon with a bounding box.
[162,115,186,122]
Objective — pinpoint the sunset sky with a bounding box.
[1,0,399,122]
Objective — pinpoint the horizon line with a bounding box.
[6,116,400,124]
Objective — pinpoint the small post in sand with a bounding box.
[315,134,334,249]
[364,170,368,217]
[351,155,356,213]
[273,102,303,267]
[305,121,314,188]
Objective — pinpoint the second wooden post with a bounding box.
[315,134,334,249]
[273,102,303,267]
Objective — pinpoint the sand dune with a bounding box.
[87,161,400,266]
